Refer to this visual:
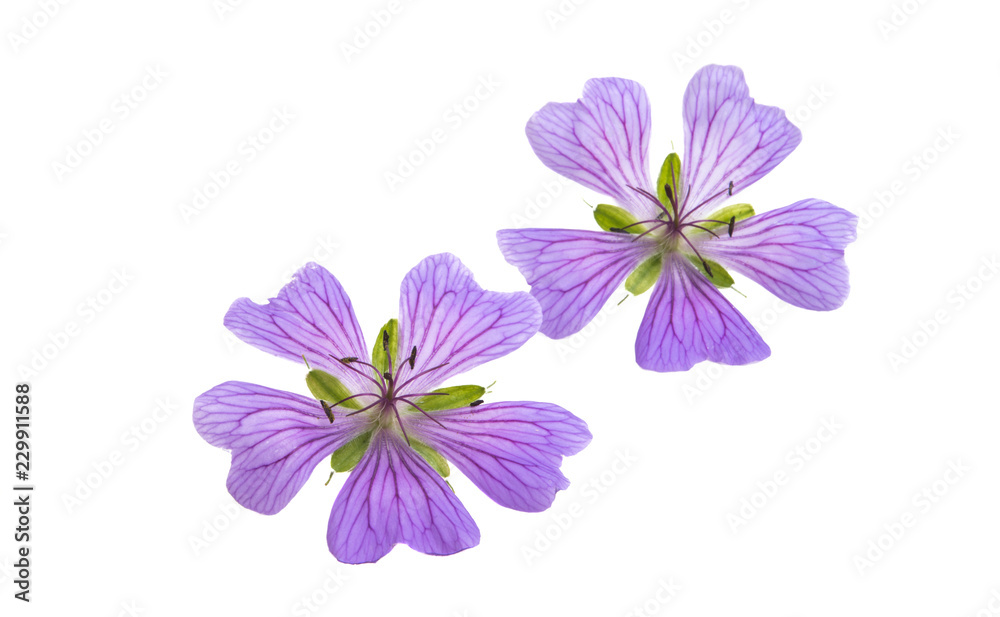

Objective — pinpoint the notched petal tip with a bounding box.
[680,65,801,219]
[327,433,480,564]
[397,253,543,392]
[635,257,769,372]
[221,263,372,393]
[525,77,657,219]
[194,381,364,516]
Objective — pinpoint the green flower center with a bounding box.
[593,152,758,295]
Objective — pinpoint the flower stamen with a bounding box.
[395,397,446,428]
[627,184,674,223]
[685,223,720,238]
[324,391,382,422]
[395,361,451,393]
[334,355,387,393]
[678,232,715,277]
[613,217,672,234]
[680,180,734,223]
[391,403,412,446]
[382,330,394,377]
[675,214,741,238]
[630,220,670,242]
[344,398,386,417]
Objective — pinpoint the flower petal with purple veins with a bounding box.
[506,65,854,371]
[526,78,658,219]
[635,256,770,372]
[680,65,801,219]
[699,199,859,310]
[224,263,372,394]
[197,256,591,561]
[497,228,654,338]
[396,253,541,394]
[327,431,480,564]
[409,401,592,512]
[194,381,366,515]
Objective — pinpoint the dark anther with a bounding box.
[469,400,484,407]
[321,400,335,423]
[664,184,674,202]
[383,371,392,382]
[408,345,417,369]
[727,180,734,196]
[339,356,358,364]
[381,329,389,352]
[609,227,626,233]
[702,259,714,277]
[727,216,736,237]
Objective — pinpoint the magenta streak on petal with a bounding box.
[635,256,769,372]
[497,228,655,339]
[193,381,367,515]
[224,262,373,395]
[410,401,592,513]
[699,199,858,311]
[327,431,480,564]
[680,65,801,221]
[395,253,541,395]
[526,77,658,219]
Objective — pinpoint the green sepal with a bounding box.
[686,255,736,288]
[306,369,359,410]
[329,431,372,472]
[413,385,486,412]
[410,439,450,478]
[656,152,682,209]
[625,254,663,296]
[371,318,399,374]
[594,203,642,234]
[698,203,755,234]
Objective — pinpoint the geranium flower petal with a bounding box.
[635,256,769,371]
[526,77,658,218]
[700,199,858,310]
[193,381,364,515]
[681,65,801,219]
[411,402,592,512]
[497,228,654,338]
[327,431,480,564]
[396,253,541,393]
[224,263,372,394]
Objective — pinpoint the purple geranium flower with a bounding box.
[194,254,591,564]
[498,64,858,372]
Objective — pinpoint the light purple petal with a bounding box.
[635,256,769,372]
[700,199,858,310]
[680,65,801,219]
[526,78,658,219]
[224,263,372,395]
[410,401,591,512]
[193,381,365,515]
[327,431,480,564]
[497,228,654,338]
[396,253,541,393]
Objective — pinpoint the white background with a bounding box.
[2,0,999,615]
